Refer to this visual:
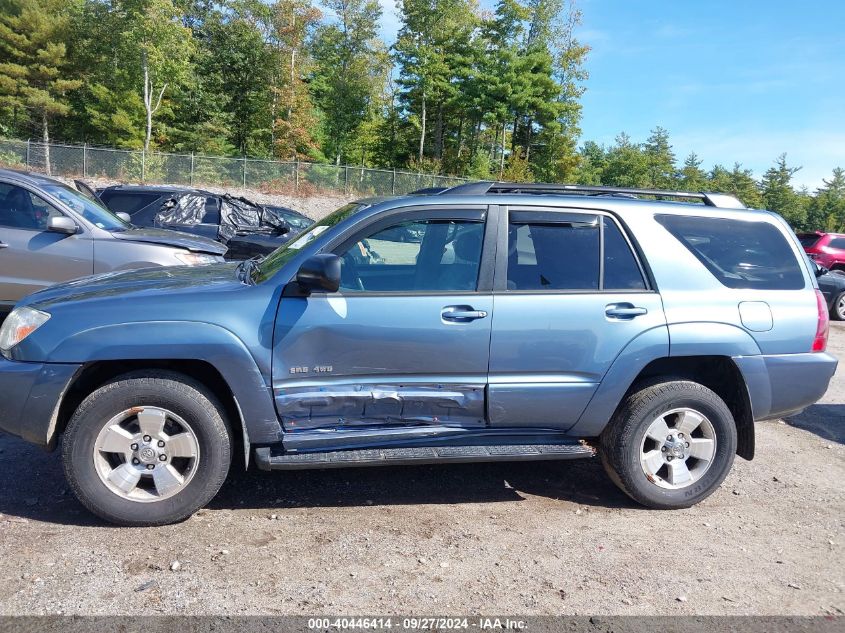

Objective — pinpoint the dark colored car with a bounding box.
[93,184,314,260]
[810,258,845,320]
[799,231,845,272]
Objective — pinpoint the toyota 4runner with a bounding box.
[0,183,837,526]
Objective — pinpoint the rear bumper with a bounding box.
[0,357,82,448]
[733,352,838,421]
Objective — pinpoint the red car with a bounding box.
[799,232,845,271]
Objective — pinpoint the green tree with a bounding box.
[643,126,676,188]
[761,153,805,227]
[394,0,477,164]
[679,152,706,191]
[807,167,845,232]
[310,0,388,164]
[0,0,81,170]
[602,132,649,187]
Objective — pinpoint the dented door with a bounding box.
[271,208,493,432]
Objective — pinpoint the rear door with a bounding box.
[271,205,495,432]
[488,206,666,429]
[0,181,92,310]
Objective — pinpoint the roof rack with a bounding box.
[439,181,746,209]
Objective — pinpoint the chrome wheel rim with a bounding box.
[837,295,845,320]
[93,406,200,502]
[640,407,717,490]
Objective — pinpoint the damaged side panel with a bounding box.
[275,382,486,430]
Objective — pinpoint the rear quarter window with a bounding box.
[828,237,845,250]
[656,214,805,290]
[101,191,162,215]
[798,233,821,248]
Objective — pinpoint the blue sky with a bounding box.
[376,0,844,189]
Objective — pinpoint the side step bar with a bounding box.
[255,443,595,471]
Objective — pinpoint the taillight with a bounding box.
[812,289,829,352]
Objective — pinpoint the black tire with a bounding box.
[600,379,737,509]
[62,370,232,526]
[831,291,845,321]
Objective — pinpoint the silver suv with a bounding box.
[0,169,226,317]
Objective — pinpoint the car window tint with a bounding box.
[0,183,63,230]
[828,237,845,250]
[798,234,821,248]
[101,192,161,215]
[507,218,600,290]
[657,214,805,290]
[603,217,646,290]
[338,219,484,292]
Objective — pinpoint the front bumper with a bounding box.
[734,352,839,420]
[0,357,82,449]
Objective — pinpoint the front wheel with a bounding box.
[62,371,232,526]
[600,380,737,509]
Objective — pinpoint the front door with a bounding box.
[0,182,92,311]
[488,207,666,430]
[272,206,494,432]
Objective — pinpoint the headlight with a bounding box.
[174,252,219,266]
[0,307,51,354]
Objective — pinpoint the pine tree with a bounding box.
[643,126,676,189]
[679,152,706,191]
[0,0,81,171]
[807,167,845,232]
[761,154,805,227]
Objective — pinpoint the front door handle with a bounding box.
[605,303,648,319]
[442,305,488,322]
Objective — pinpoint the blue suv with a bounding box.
[0,183,837,525]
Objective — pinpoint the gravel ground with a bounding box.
[0,325,842,617]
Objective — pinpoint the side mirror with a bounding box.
[296,254,341,293]
[47,216,78,235]
[116,212,131,223]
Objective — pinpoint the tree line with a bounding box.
[0,0,842,231]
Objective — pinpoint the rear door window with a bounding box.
[100,192,162,216]
[828,237,845,250]
[656,214,805,290]
[506,211,646,291]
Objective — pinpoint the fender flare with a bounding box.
[47,320,282,445]
[567,321,763,438]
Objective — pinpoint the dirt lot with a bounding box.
[0,326,842,617]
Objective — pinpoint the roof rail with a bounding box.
[439,181,746,209]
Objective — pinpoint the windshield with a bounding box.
[42,183,130,231]
[254,202,366,283]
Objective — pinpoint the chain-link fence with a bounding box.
[0,138,469,197]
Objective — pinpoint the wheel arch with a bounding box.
[54,359,254,467]
[622,356,755,460]
[41,321,282,455]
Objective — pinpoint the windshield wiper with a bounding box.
[236,256,262,285]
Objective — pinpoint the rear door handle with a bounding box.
[605,303,648,319]
[442,305,488,322]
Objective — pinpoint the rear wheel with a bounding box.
[62,371,232,526]
[831,291,845,321]
[601,380,737,509]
